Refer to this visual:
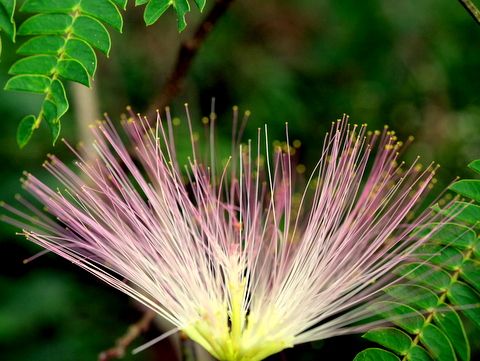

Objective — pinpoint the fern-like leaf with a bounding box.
[4,0,123,147]
[354,159,480,361]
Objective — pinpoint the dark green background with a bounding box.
[1,0,480,360]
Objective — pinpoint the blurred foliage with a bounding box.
[1,0,480,360]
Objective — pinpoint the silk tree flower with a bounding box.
[3,107,448,361]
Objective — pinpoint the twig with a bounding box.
[458,0,480,26]
[146,0,236,119]
[98,309,157,361]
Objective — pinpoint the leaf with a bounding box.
[173,0,189,31]
[79,0,123,32]
[435,201,480,227]
[394,263,452,292]
[415,244,464,271]
[460,259,480,292]
[362,328,412,355]
[433,303,470,361]
[468,159,480,174]
[5,74,51,93]
[50,79,68,118]
[353,348,401,361]
[0,0,15,19]
[407,345,435,361]
[449,180,480,202]
[20,0,79,12]
[9,55,57,75]
[419,324,457,361]
[18,13,73,35]
[0,1,16,41]
[64,38,97,77]
[144,0,171,26]
[136,0,150,5]
[72,15,111,55]
[193,0,205,11]
[17,35,66,55]
[413,223,475,250]
[16,115,36,148]
[447,281,480,329]
[368,301,425,334]
[383,284,439,311]
[56,58,90,87]
[42,99,61,144]
[110,0,127,10]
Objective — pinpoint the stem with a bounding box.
[458,0,480,26]
[146,0,236,119]
[97,309,156,361]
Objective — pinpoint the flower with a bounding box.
[3,107,446,361]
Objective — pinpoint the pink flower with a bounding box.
[3,107,447,361]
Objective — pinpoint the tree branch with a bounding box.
[147,0,236,119]
[98,309,156,361]
[458,0,480,26]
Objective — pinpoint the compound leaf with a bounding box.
[460,259,480,292]
[383,284,439,311]
[407,345,435,361]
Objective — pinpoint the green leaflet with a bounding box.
[50,79,68,118]
[0,0,16,42]
[419,324,457,361]
[16,115,36,149]
[9,54,58,75]
[449,180,480,203]
[413,223,475,250]
[416,244,464,271]
[17,35,66,55]
[383,284,439,311]
[468,159,480,174]
[362,328,412,355]
[407,346,435,361]
[42,99,61,143]
[20,0,80,12]
[64,38,97,77]
[460,259,480,292]
[110,0,127,10]
[433,303,470,361]
[56,58,90,86]
[72,15,111,55]
[80,0,123,32]
[354,348,401,361]
[447,281,480,329]
[368,301,425,334]
[5,74,51,92]
[18,13,74,35]
[434,202,480,228]
[394,262,452,292]
[140,0,204,31]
